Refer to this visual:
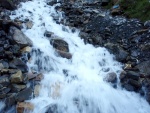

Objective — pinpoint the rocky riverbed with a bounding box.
[52,0,150,103]
[0,0,150,113]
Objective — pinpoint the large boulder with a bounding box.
[9,27,33,48]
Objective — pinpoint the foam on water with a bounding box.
[10,0,150,113]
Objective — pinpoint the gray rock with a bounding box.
[136,61,150,76]
[15,88,32,102]
[105,43,128,62]
[11,84,26,92]
[9,58,28,72]
[9,27,33,48]
[0,76,10,87]
[10,70,23,83]
[104,72,117,83]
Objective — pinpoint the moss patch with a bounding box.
[120,0,150,21]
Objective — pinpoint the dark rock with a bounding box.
[144,20,150,28]
[44,31,54,38]
[5,93,16,109]
[0,87,11,99]
[11,84,26,92]
[128,79,141,89]
[46,104,58,113]
[126,71,140,80]
[15,88,32,102]
[124,83,135,91]
[136,61,150,76]
[50,38,69,52]
[0,0,16,10]
[104,43,128,62]
[9,58,28,72]
[0,76,10,87]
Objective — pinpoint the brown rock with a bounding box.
[17,102,34,113]
[10,70,23,83]
[55,49,72,59]
[21,46,31,53]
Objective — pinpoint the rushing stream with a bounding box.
[10,0,150,113]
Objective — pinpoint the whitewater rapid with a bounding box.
[10,0,150,113]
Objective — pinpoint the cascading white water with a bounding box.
[10,0,150,113]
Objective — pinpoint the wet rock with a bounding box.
[119,71,126,81]
[146,92,150,104]
[46,104,58,113]
[9,27,33,48]
[35,73,44,81]
[50,38,69,52]
[10,70,23,83]
[44,31,54,38]
[15,88,32,102]
[9,58,28,72]
[55,49,72,59]
[27,72,37,80]
[25,21,33,29]
[144,20,150,28]
[124,83,134,91]
[104,72,117,83]
[104,43,128,62]
[136,61,150,76]
[34,85,41,97]
[16,102,34,113]
[21,46,31,53]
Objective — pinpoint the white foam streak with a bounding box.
[11,0,150,113]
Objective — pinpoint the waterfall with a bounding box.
[10,0,150,113]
